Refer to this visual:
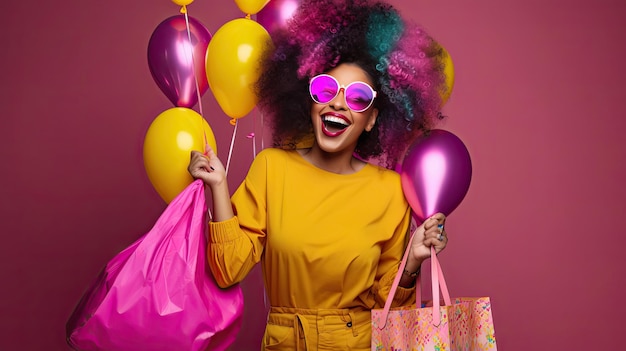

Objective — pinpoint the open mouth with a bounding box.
[322,115,350,136]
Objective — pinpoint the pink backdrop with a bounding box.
[1,0,625,350]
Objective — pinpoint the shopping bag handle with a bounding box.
[376,230,452,329]
[422,246,452,326]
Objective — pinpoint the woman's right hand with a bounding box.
[188,146,227,188]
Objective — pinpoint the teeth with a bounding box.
[323,116,349,126]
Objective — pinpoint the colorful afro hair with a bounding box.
[255,0,448,169]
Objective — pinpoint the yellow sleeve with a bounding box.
[207,152,268,288]
[369,206,417,308]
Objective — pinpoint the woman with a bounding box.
[188,0,450,349]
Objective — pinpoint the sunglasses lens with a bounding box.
[309,75,376,112]
[310,75,339,104]
[345,82,375,112]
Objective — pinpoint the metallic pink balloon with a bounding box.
[148,15,211,108]
[400,129,472,223]
[256,0,301,34]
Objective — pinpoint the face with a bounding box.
[309,63,378,155]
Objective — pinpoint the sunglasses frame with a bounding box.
[309,74,378,113]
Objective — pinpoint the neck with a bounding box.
[299,145,366,174]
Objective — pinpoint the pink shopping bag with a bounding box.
[66,180,243,351]
[371,234,497,351]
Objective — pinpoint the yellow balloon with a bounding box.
[143,107,217,203]
[171,0,194,6]
[441,48,455,105]
[206,18,272,119]
[233,0,270,15]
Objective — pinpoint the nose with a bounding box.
[329,87,348,110]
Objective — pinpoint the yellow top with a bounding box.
[208,148,415,310]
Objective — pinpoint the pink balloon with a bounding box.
[256,0,301,34]
[148,15,211,108]
[400,129,472,223]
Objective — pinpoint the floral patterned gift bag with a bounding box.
[371,235,497,351]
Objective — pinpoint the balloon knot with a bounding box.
[229,118,237,126]
[180,5,187,14]
[246,132,255,139]
[245,14,251,20]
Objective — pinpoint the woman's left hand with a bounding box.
[410,213,447,262]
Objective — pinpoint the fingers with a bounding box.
[429,213,446,226]
[188,150,215,179]
[411,214,448,262]
[422,213,447,251]
[423,213,445,234]
[187,147,228,189]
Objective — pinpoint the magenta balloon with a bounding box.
[256,0,301,34]
[148,15,211,108]
[400,129,472,223]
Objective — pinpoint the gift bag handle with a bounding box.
[376,230,452,329]
[422,246,452,326]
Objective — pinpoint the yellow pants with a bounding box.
[261,306,371,351]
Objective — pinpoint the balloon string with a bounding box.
[245,109,265,158]
[260,110,265,150]
[252,110,257,156]
[225,119,238,176]
[183,10,209,151]
[246,132,256,158]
